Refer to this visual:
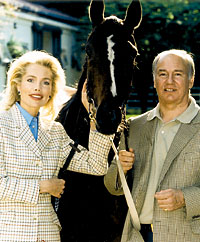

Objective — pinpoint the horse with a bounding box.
[56,1,142,241]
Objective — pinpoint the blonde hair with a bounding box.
[0,50,66,121]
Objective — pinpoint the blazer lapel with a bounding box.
[133,118,158,212]
[157,120,200,187]
[11,104,51,158]
[37,121,51,152]
[18,125,41,158]
[138,118,157,169]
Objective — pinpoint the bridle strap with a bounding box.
[54,141,80,212]
[62,142,81,173]
[88,98,96,122]
[88,98,101,130]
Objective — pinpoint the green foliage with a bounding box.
[130,0,200,112]
[134,0,200,91]
[138,0,200,53]
[7,37,27,58]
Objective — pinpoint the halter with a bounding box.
[88,96,128,139]
[88,98,97,123]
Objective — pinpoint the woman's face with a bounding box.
[17,63,53,117]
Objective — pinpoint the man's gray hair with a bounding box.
[152,49,195,80]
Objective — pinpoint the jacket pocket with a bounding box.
[191,218,200,234]
[50,209,62,231]
[0,210,16,234]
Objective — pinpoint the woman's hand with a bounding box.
[39,178,65,198]
[81,80,89,112]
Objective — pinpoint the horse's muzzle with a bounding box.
[95,102,122,135]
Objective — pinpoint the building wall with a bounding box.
[0,10,80,92]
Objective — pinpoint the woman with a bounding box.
[0,51,112,242]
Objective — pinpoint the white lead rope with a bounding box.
[110,137,141,231]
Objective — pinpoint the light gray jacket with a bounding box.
[104,110,200,242]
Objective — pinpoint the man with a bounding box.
[104,49,200,242]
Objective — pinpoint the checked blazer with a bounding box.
[104,107,200,242]
[0,104,112,242]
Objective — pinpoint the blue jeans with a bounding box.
[140,224,153,242]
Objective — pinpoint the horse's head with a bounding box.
[85,0,142,134]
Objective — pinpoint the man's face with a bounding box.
[154,54,194,107]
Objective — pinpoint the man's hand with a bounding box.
[155,189,185,212]
[119,148,135,175]
[39,178,65,198]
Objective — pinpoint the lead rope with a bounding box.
[110,137,141,231]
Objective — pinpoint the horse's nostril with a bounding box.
[96,106,122,135]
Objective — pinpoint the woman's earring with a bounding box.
[18,91,21,96]
[49,96,51,99]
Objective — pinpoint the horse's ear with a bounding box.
[89,0,105,27]
[123,0,142,33]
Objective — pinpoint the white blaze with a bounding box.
[107,34,117,97]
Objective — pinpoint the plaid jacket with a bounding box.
[0,104,112,242]
[104,109,200,242]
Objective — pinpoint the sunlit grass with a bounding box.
[126,114,138,119]
[126,107,141,119]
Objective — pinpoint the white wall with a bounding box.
[0,10,80,92]
[0,14,33,91]
[61,29,78,86]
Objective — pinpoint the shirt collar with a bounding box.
[147,96,199,124]
[16,102,39,125]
